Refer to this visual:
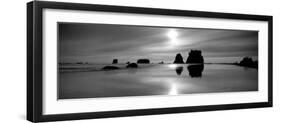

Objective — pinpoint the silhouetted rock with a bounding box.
[175,66,183,75]
[126,63,138,68]
[187,64,204,77]
[186,50,204,64]
[112,59,118,64]
[173,53,184,64]
[137,59,150,64]
[102,66,119,70]
[76,62,83,64]
[159,61,164,64]
[237,57,258,68]
[126,62,130,64]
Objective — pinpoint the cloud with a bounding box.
[59,23,258,63]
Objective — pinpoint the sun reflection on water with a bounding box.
[168,64,178,69]
[168,83,178,95]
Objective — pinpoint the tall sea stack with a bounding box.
[186,50,204,64]
[173,53,184,64]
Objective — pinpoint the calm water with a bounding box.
[58,64,258,99]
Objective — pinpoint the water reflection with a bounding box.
[59,64,258,99]
[168,83,178,95]
[171,64,204,77]
[168,64,178,69]
[175,67,183,75]
[187,64,204,78]
[127,68,137,74]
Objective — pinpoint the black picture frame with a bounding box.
[27,1,273,122]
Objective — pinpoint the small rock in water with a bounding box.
[126,63,138,68]
[159,61,164,64]
[112,59,118,64]
[102,66,119,70]
[137,59,150,64]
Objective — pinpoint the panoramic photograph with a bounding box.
[58,22,258,99]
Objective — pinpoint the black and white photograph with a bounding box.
[25,1,273,122]
[58,22,258,99]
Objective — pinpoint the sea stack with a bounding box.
[137,59,150,64]
[186,50,204,64]
[112,59,118,64]
[102,66,119,70]
[173,53,184,64]
[159,61,164,64]
[126,63,138,68]
[238,57,258,68]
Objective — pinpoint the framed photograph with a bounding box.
[27,1,273,122]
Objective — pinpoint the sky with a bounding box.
[58,23,258,64]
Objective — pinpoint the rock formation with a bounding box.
[137,59,150,64]
[186,50,204,64]
[173,53,184,64]
[102,66,119,70]
[112,59,118,64]
[159,61,164,64]
[126,63,138,68]
[238,57,258,68]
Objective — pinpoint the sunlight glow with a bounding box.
[168,64,178,68]
[167,29,178,39]
[167,29,179,46]
[169,83,178,95]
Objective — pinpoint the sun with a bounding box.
[167,29,178,39]
[167,29,179,46]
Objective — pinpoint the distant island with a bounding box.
[235,57,258,69]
